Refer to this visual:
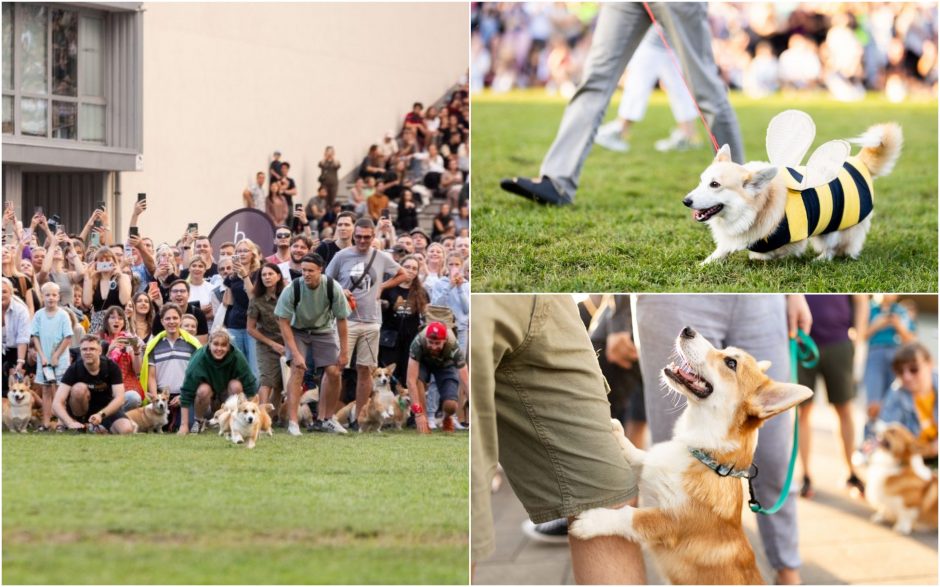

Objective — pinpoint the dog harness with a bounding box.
[747,156,874,253]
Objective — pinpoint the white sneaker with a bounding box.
[451,416,466,431]
[428,416,438,430]
[654,128,700,152]
[287,422,302,437]
[322,417,348,434]
[594,123,629,153]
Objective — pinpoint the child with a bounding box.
[181,314,199,338]
[30,282,73,430]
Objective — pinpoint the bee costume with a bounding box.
[747,110,871,254]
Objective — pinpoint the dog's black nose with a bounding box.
[682,196,693,208]
[681,326,696,339]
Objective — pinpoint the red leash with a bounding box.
[642,2,720,153]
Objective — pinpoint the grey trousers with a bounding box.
[541,2,745,200]
[633,295,801,571]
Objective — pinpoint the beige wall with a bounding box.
[121,2,468,243]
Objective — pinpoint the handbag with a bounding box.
[379,329,399,349]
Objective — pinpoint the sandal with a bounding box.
[847,473,866,497]
[799,475,815,498]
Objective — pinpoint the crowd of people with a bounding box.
[247,84,470,244]
[471,3,938,102]
[2,86,471,437]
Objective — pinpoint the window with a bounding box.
[2,4,106,142]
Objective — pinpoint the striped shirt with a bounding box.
[147,335,198,395]
[748,155,874,253]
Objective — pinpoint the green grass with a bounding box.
[472,90,938,292]
[2,430,468,584]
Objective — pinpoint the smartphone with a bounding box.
[96,201,106,211]
[137,192,147,202]
[129,226,139,238]
[187,222,198,234]
[148,281,159,296]
[34,206,43,217]
[125,337,140,348]
[4,201,13,211]
[96,261,114,272]
[380,208,390,219]
[294,204,302,212]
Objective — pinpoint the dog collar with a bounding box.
[689,448,753,478]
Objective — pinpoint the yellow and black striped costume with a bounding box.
[748,156,874,253]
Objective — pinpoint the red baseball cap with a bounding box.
[426,322,448,341]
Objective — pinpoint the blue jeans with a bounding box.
[864,345,897,406]
[229,328,260,380]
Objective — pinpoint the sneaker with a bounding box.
[287,422,302,437]
[799,475,815,499]
[594,123,629,153]
[322,418,348,434]
[654,129,701,152]
[451,417,467,431]
[521,518,569,544]
[499,176,572,206]
[442,415,455,433]
[192,419,206,434]
[306,419,323,433]
[427,417,438,430]
[347,420,360,433]
[847,473,866,497]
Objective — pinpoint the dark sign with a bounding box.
[207,208,275,256]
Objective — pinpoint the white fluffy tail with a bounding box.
[851,123,903,178]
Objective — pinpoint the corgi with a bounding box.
[390,385,412,430]
[229,398,262,449]
[685,120,902,264]
[359,364,397,433]
[125,392,170,433]
[570,327,813,585]
[209,392,244,438]
[866,422,938,535]
[3,377,37,433]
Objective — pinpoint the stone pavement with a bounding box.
[474,399,938,585]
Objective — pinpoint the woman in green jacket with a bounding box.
[178,329,258,435]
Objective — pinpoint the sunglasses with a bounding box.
[354,234,374,241]
[276,232,291,238]
[895,364,921,376]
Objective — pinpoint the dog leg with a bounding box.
[231,431,244,444]
[610,419,646,466]
[870,507,888,524]
[701,247,735,266]
[570,506,639,541]
[893,508,918,535]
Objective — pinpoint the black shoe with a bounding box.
[799,475,815,499]
[348,421,359,432]
[521,518,569,544]
[847,473,865,497]
[307,419,323,433]
[500,176,572,206]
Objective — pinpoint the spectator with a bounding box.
[395,190,420,233]
[407,322,469,435]
[378,131,399,159]
[865,295,916,428]
[432,202,457,241]
[359,145,387,180]
[3,243,36,316]
[266,180,290,227]
[380,254,429,385]
[185,258,214,322]
[278,234,314,283]
[31,281,73,430]
[2,277,31,397]
[430,252,470,354]
[128,291,156,343]
[223,240,262,378]
[247,263,287,408]
[141,302,201,432]
[275,253,351,435]
[318,146,342,209]
[366,186,390,223]
[315,211,355,267]
[410,228,430,257]
[423,242,447,289]
[325,218,407,420]
[440,157,465,208]
[178,329,258,435]
[267,225,293,265]
[97,305,144,411]
[269,150,284,184]
[53,334,135,434]
[153,279,209,345]
[879,342,939,461]
[243,171,266,211]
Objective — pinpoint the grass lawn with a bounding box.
[2,430,468,584]
[471,91,938,292]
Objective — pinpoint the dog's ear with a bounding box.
[385,363,396,375]
[749,381,813,419]
[743,166,778,195]
[757,360,772,372]
[714,144,732,163]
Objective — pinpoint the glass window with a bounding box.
[51,10,78,97]
[79,17,104,98]
[18,5,47,95]
[2,4,12,92]
[79,103,104,142]
[21,98,47,136]
[2,96,12,134]
[52,101,77,139]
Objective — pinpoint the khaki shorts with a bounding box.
[346,321,381,368]
[471,295,637,561]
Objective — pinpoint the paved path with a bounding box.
[474,400,938,585]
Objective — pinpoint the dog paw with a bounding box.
[870,511,886,524]
[569,508,622,541]
[892,521,913,535]
[247,442,255,449]
[610,418,625,436]
[232,434,244,444]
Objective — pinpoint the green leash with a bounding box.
[747,329,819,515]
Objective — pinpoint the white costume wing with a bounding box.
[766,110,815,168]
[801,140,850,189]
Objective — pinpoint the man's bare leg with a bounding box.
[568,503,646,585]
